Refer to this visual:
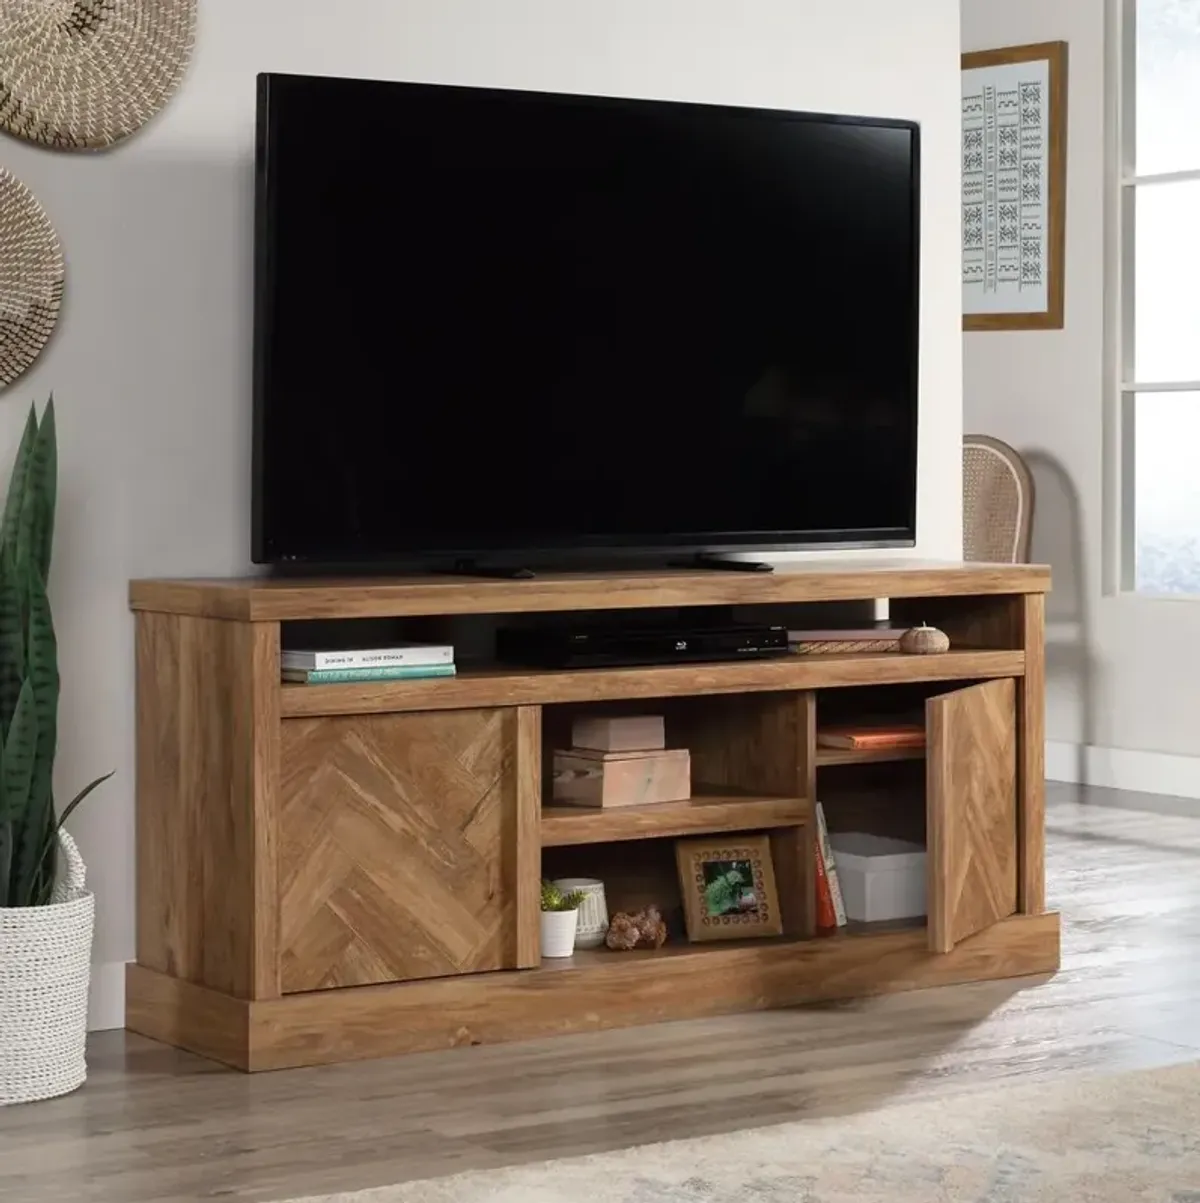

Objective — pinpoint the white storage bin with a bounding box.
[829,832,926,923]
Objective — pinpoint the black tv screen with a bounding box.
[253,74,919,565]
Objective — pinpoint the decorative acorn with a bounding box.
[899,624,950,655]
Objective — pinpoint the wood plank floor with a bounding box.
[3,785,1200,1202]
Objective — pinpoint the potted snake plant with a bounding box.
[0,400,111,1106]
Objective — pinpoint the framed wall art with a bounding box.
[961,41,1068,331]
[675,834,782,942]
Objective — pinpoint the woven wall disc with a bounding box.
[0,0,197,151]
[0,166,63,390]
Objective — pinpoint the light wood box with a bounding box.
[552,747,691,808]
[571,714,665,752]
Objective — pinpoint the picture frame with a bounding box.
[961,41,1068,331]
[675,834,783,942]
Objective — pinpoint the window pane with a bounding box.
[1135,392,1200,592]
[1136,0,1200,175]
[1134,180,1200,382]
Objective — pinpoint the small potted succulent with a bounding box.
[540,880,585,958]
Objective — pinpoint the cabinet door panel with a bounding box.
[926,678,1018,953]
[278,706,537,992]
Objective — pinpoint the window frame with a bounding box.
[1109,0,1200,596]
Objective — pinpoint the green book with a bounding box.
[282,664,457,684]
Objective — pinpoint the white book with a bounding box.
[815,801,847,927]
[280,644,453,670]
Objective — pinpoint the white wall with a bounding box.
[1,0,964,1029]
[962,0,1200,795]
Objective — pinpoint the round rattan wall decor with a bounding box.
[0,0,198,151]
[0,166,63,389]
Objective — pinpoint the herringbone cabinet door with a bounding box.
[926,678,1018,954]
[279,708,525,992]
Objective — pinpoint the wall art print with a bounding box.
[962,41,1067,331]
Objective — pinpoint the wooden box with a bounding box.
[571,714,665,752]
[552,747,691,808]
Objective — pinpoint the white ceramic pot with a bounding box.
[552,877,609,949]
[540,908,579,958]
[0,831,95,1106]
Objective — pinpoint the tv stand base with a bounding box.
[126,913,1060,1071]
[671,552,775,573]
[438,559,537,580]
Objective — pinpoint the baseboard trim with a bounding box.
[89,960,126,1032]
[1047,740,1200,803]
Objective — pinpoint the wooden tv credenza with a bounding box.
[126,561,1057,1072]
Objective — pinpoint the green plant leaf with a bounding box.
[0,822,12,906]
[0,679,37,829]
[24,398,55,584]
[0,405,38,559]
[10,786,51,907]
[26,569,58,784]
[15,398,55,588]
[15,572,63,906]
[57,771,113,831]
[0,551,26,739]
[540,879,585,911]
[24,820,55,907]
[1,679,38,906]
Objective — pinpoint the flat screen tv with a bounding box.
[253,74,920,567]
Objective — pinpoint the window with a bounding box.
[1124,0,1200,593]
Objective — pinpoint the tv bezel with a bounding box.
[252,73,921,567]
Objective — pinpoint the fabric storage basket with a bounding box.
[0,831,94,1105]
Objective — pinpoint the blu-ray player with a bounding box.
[497,622,790,669]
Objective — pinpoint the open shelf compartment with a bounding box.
[542,792,809,847]
[279,649,1026,717]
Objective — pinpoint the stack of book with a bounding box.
[281,642,455,685]
[788,628,904,655]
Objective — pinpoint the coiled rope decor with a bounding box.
[0,0,198,150]
[0,165,62,389]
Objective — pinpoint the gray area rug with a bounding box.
[285,1061,1200,1202]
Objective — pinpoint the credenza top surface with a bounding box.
[129,560,1050,622]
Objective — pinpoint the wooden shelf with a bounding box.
[543,918,927,970]
[280,649,1026,717]
[541,793,808,847]
[841,916,927,937]
[816,746,927,767]
[131,562,1052,622]
[543,932,809,969]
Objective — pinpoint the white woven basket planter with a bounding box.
[0,831,94,1106]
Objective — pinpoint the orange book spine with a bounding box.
[843,732,925,750]
[814,841,838,936]
[819,728,926,750]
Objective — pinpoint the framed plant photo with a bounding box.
[961,41,1068,331]
[675,834,782,942]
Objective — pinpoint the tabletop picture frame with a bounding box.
[676,834,783,942]
[961,41,1068,331]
